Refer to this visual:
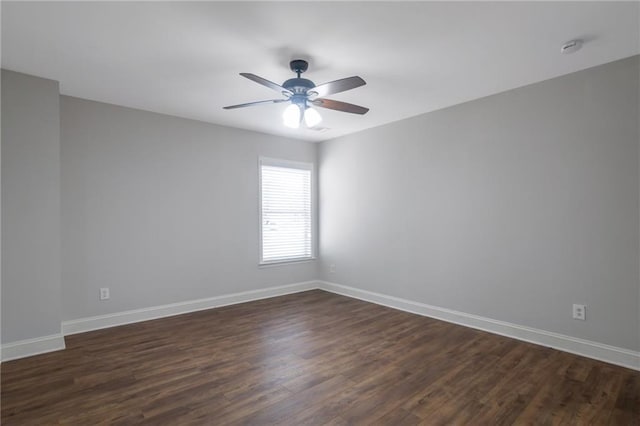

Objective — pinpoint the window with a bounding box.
[259,158,314,264]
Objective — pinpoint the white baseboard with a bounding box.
[62,280,319,336]
[317,281,640,371]
[1,334,66,362]
[7,280,638,371]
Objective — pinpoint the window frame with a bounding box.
[258,156,316,266]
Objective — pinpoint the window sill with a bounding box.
[259,258,316,268]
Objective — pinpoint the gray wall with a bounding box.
[1,70,62,343]
[61,97,318,320]
[3,56,638,355]
[319,56,640,351]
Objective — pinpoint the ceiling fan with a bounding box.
[223,59,369,129]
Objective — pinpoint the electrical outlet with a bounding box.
[99,287,110,301]
[329,264,336,273]
[572,304,586,320]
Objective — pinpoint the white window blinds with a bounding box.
[260,159,313,264]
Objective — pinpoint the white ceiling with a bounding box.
[2,1,638,142]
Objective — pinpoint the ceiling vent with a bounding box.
[307,126,330,133]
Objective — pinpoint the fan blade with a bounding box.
[240,73,293,95]
[309,76,366,98]
[223,99,288,110]
[311,98,369,115]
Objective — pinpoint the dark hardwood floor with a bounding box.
[2,290,638,425]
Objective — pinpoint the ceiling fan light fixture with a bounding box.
[283,104,302,128]
[225,59,369,127]
[304,107,322,128]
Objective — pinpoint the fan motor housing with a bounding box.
[283,78,315,94]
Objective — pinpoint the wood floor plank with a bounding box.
[2,290,638,425]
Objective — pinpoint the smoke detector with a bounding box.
[561,39,583,54]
